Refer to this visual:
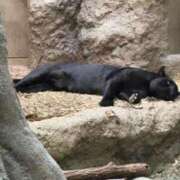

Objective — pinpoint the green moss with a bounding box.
[59,152,67,161]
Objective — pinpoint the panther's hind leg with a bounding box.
[47,70,73,91]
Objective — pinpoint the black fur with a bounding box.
[15,63,179,106]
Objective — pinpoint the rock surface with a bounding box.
[29,0,168,69]
[28,93,180,179]
[29,0,83,67]
[78,0,167,68]
[19,91,145,121]
[160,54,180,83]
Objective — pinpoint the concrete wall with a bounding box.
[0,0,30,66]
[168,0,180,53]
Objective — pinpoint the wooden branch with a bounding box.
[64,162,149,180]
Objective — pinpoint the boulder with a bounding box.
[78,0,167,68]
[29,97,180,180]
[18,91,102,121]
[160,54,180,84]
[29,0,83,67]
[29,0,168,69]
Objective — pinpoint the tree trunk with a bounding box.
[0,16,66,180]
[64,162,149,180]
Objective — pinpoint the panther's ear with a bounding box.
[158,66,166,77]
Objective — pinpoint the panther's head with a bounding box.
[149,66,179,101]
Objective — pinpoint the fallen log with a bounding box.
[64,162,149,180]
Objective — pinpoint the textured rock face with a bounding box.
[78,0,167,68]
[160,54,180,85]
[29,0,83,67]
[19,91,102,121]
[29,97,180,180]
[29,0,168,69]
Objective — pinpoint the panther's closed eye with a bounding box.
[161,80,171,87]
[166,81,170,86]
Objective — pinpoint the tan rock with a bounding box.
[29,98,180,174]
[29,0,168,69]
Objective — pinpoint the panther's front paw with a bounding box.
[99,99,114,106]
[129,93,141,104]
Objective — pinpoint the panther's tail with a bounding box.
[15,64,52,92]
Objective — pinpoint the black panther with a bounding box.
[15,63,179,106]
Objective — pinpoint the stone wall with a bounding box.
[29,0,168,69]
[29,0,83,67]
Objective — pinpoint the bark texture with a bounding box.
[64,162,149,180]
[0,16,66,180]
